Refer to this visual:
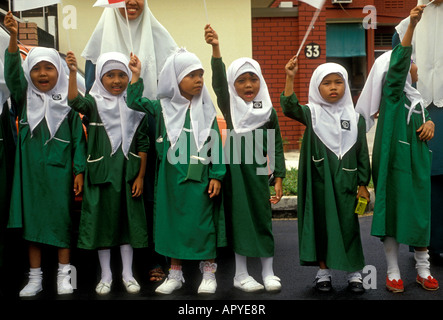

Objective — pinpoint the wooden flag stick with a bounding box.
[295,7,321,59]
[203,0,209,23]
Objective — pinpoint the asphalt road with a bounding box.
[1,215,442,317]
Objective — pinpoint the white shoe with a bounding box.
[234,276,264,292]
[263,275,281,292]
[198,278,217,294]
[19,281,43,297]
[123,278,141,294]
[95,280,112,295]
[57,274,74,295]
[155,278,183,294]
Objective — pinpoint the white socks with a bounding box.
[97,245,136,284]
[384,236,433,279]
[234,254,276,282]
[57,263,74,295]
[315,268,331,283]
[383,236,401,280]
[414,249,431,279]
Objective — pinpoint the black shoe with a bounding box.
[314,277,332,292]
[347,281,365,294]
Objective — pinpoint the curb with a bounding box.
[272,189,375,219]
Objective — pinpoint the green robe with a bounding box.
[211,57,286,257]
[281,93,370,272]
[69,95,149,249]
[5,50,86,248]
[127,79,227,260]
[0,102,16,266]
[370,45,432,247]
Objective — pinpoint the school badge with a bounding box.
[52,94,62,101]
[341,119,350,131]
[253,101,263,109]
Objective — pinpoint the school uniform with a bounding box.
[127,49,227,260]
[356,45,432,247]
[211,57,285,258]
[5,48,86,248]
[281,63,370,272]
[69,52,149,250]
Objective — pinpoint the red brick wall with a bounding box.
[18,22,38,46]
[252,0,326,150]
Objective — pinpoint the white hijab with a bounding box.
[89,52,145,158]
[395,0,443,107]
[22,47,70,140]
[0,60,10,116]
[82,0,177,99]
[226,58,272,133]
[157,48,216,152]
[355,50,425,131]
[308,63,359,159]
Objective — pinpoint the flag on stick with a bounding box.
[93,0,134,54]
[13,0,60,11]
[93,0,126,8]
[203,0,209,23]
[295,0,326,58]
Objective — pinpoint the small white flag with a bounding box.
[298,0,326,10]
[13,0,60,11]
[93,0,126,8]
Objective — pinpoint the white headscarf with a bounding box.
[82,0,178,99]
[22,47,70,140]
[395,0,443,107]
[355,50,425,131]
[89,51,145,158]
[157,48,216,152]
[226,58,272,133]
[308,63,359,159]
[0,60,10,117]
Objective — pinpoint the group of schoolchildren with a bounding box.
[0,3,440,299]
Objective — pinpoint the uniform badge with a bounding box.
[253,101,263,109]
[341,120,350,131]
[52,94,62,100]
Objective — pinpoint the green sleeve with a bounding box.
[69,110,87,175]
[280,92,310,126]
[68,94,95,117]
[208,118,226,181]
[126,78,161,116]
[135,115,149,153]
[270,109,286,178]
[4,49,27,117]
[211,57,231,118]
[356,116,371,186]
[383,44,413,102]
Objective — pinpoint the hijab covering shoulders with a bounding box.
[157,48,217,152]
[89,51,145,158]
[82,0,178,99]
[226,58,272,133]
[355,50,425,132]
[22,47,70,141]
[395,0,443,107]
[308,62,359,159]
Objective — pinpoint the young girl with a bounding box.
[281,57,371,293]
[355,6,438,292]
[4,12,86,297]
[126,49,226,295]
[66,51,149,295]
[205,25,286,292]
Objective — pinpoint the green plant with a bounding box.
[270,168,298,196]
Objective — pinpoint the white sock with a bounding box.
[29,267,43,283]
[234,254,249,282]
[260,257,275,279]
[98,249,112,283]
[383,236,401,280]
[315,268,331,282]
[120,244,134,282]
[200,261,217,280]
[414,249,431,279]
[168,265,185,282]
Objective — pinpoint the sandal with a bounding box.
[149,267,166,282]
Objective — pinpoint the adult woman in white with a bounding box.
[81,0,178,284]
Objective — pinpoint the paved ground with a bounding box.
[1,215,443,317]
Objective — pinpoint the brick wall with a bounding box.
[252,0,326,150]
[18,22,38,46]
